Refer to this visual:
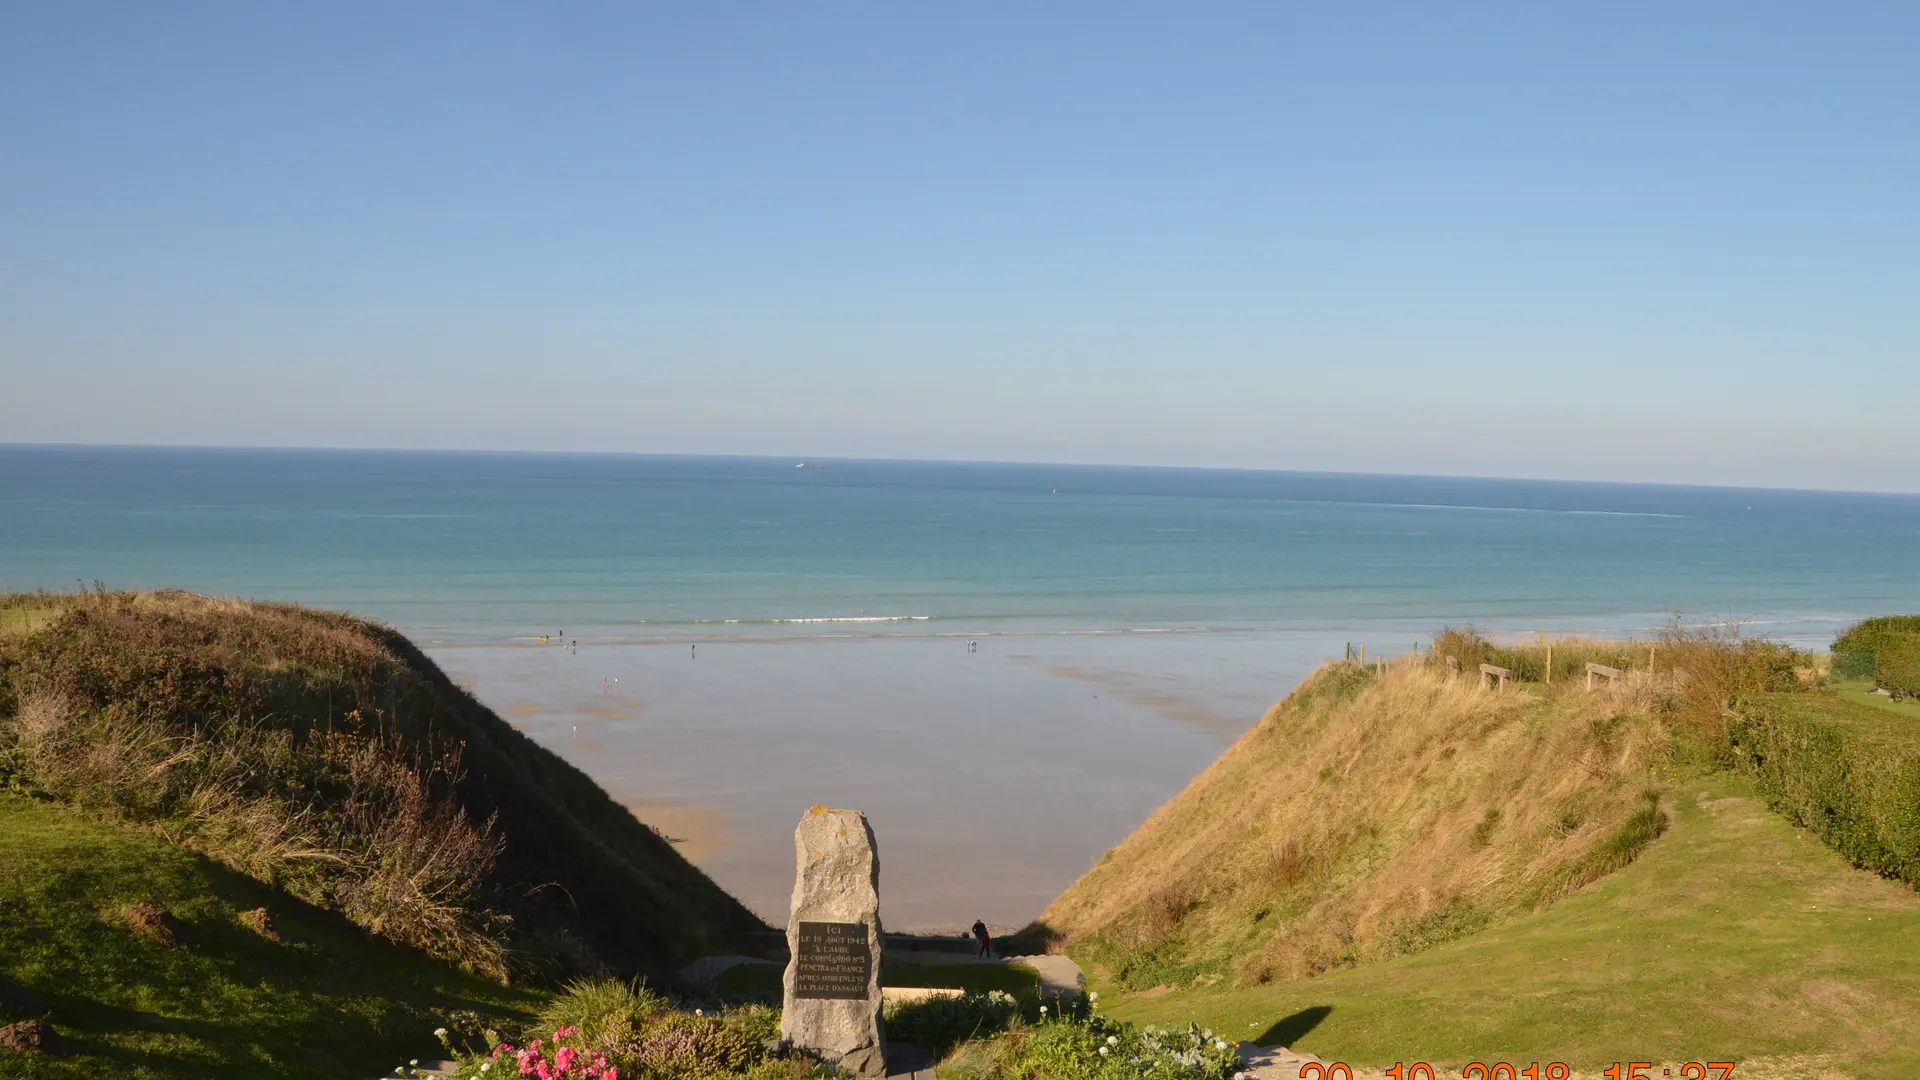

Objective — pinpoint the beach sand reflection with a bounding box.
[428,632,1332,929]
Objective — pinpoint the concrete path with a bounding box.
[678,952,777,992]
[1235,1043,1328,1078]
[1004,952,1085,998]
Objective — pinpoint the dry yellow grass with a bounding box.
[0,587,767,983]
[1036,651,1685,988]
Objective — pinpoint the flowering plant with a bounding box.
[445,1025,618,1079]
[997,995,1241,1080]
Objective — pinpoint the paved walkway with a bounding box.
[677,952,775,992]
[1235,1043,1328,1078]
[1003,952,1085,997]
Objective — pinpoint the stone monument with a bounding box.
[781,805,885,1078]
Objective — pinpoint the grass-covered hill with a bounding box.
[1032,632,1807,991]
[0,791,541,1079]
[0,590,765,983]
[1033,624,1920,1076]
[1097,771,1920,1079]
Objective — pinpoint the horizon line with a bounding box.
[5,439,1918,501]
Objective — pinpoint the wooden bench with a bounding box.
[1586,662,1623,689]
[1480,663,1513,691]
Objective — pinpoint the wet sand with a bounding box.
[428,631,1338,929]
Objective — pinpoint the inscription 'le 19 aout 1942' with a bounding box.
[793,921,872,1000]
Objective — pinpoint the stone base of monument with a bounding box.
[837,1044,889,1078]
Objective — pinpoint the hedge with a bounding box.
[1834,614,1920,653]
[1876,635,1920,700]
[1832,615,1920,692]
[1729,693,1920,887]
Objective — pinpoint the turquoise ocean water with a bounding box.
[4,445,1917,927]
[5,445,1915,644]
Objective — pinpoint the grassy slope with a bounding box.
[1094,773,1920,1079]
[1036,659,1675,986]
[0,590,765,978]
[0,794,540,1080]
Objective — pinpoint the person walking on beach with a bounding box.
[971,919,992,959]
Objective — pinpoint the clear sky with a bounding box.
[2,4,1915,491]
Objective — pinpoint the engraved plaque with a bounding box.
[793,920,873,1000]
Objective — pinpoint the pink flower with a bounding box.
[604,1070,618,1080]
[554,1047,577,1073]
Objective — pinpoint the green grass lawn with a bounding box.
[0,795,540,1079]
[714,958,1041,999]
[1830,680,1920,720]
[1089,774,1920,1079]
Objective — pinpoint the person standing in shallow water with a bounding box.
[971,919,992,959]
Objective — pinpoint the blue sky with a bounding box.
[3,4,1915,490]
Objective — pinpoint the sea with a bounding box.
[3,444,1916,927]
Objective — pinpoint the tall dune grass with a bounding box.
[0,588,766,983]
[1036,628,1807,990]
[6,657,509,976]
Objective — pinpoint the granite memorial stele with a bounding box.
[780,805,885,1078]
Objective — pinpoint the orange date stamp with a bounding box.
[1296,1064,1736,1080]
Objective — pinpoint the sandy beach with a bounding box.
[429,630,1338,928]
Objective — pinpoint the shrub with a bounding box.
[885,990,1020,1058]
[1832,616,1920,693]
[1729,693,1920,886]
[534,979,668,1060]
[990,1007,1241,1080]
[449,1004,806,1080]
[1833,615,1920,658]
[1875,635,1920,700]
